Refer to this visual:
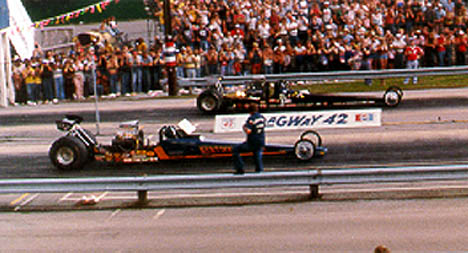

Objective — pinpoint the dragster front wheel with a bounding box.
[294,139,316,161]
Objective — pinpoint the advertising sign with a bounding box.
[214,109,382,133]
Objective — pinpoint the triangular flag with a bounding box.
[96,4,102,13]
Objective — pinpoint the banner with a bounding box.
[6,0,34,59]
[214,109,382,133]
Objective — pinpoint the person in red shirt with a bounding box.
[404,38,424,84]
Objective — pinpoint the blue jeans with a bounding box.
[186,68,197,78]
[404,60,419,84]
[233,142,264,173]
[143,68,152,92]
[26,83,39,102]
[42,78,54,101]
[131,67,142,93]
[54,76,65,100]
[121,71,131,95]
[109,73,120,94]
[438,51,446,66]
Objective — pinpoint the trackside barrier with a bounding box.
[2,164,468,203]
[174,66,468,88]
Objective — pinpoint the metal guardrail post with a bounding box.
[137,190,148,204]
[309,185,320,200]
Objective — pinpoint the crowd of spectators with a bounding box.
[11,0,468,105]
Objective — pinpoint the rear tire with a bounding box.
[294,139,316,161]
[197,90,222,113]
[300,130,322,147]
[49,136,89,170]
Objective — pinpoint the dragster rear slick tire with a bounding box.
[49,136,89,170]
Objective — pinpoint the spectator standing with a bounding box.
[12,58,26,105]
[41,51,55,104]
[184,47,197,78]
[52,54,65,102]
[404,38,424,84]
[249,42,263,74]
[73,57,85,100]
[392,32,407,69]
[131,50,143,94]
[63,58,75,100]
[84,49,98,97]
[455,30,467,65]
[141,50,153,92]
[120,46,132,96]
[107,52,120,97]
[150,48,163,90]
[206,45,219,75]
[263,43,274,74]
[23,60,38,105]
[294,41,307,72]
[436,32,447,66]
[219,45,230,76]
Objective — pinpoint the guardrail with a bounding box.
[175,66,468,87]
[2,164,468,203]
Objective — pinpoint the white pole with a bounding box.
[0,32,7,107]
[5,31,13,105]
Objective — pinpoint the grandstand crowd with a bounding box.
[11,0,468,105]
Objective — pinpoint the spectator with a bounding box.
[404,37,425,84]
[52,54,65,102]
[184,47,197,78]
[131,50,143,94]
[107,51,120,97]
[249,42,263,74]
[12,57,26,105]
[206,45,219,75]
[263,43,274,74]
[455,30,467,65]
[120,46,132,96]
[73,56,85,100]
[23,60,38,106]
[63,58,75,100]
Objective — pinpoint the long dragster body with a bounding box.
[197,79,403,114]
[49,115,327,170]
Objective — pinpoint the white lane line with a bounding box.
[14,193,39,211]
[95,192,108,202]
[153,209,166,220]
[107,209,122,221]
[59,192,73,202]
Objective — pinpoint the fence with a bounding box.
[176,66,468,87]
[1,164,468,203]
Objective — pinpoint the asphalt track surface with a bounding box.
[1,88,468,178]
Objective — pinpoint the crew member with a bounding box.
[233,103,266,174]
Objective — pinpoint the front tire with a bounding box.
[294,139,316,161]
[383,87,402,107]
[49,136,89,170]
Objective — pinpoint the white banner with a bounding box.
[214,109,382,133]
[5,0,34,59]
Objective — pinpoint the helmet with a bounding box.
[164,126,178,139]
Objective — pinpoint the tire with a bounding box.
[49,136,89,170]
[300,130,322,147]
[197,90,222,113]
[383,87,402,107]
[294,139,316,161]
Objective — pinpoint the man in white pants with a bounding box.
[404,38,424,84]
